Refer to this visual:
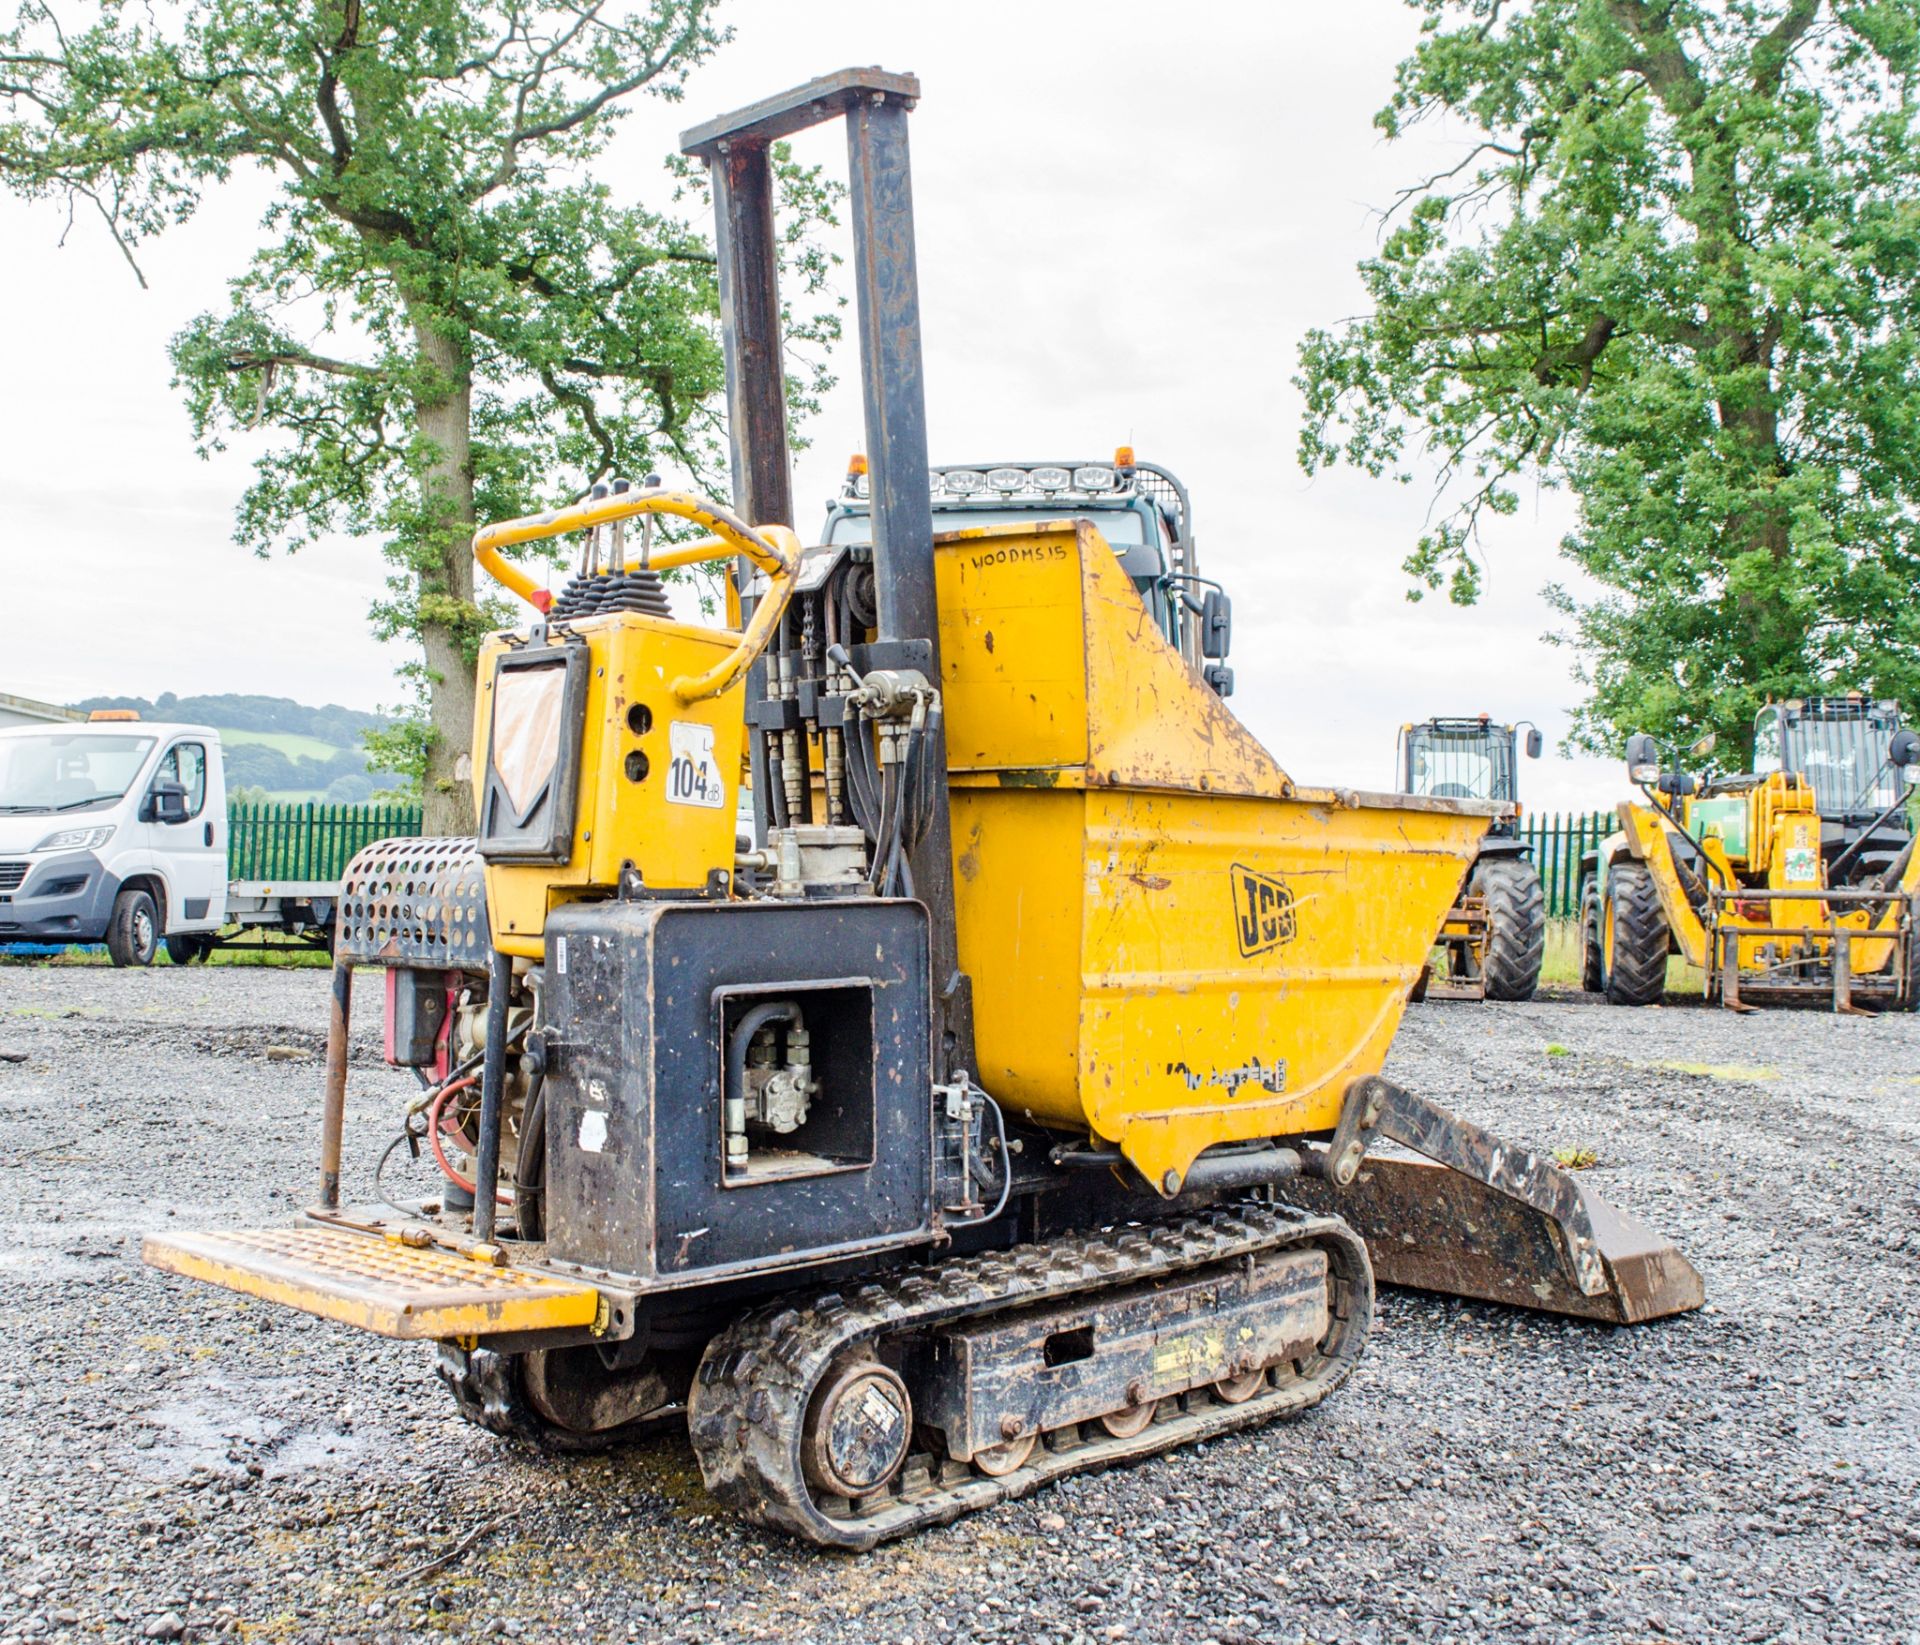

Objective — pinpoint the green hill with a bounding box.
[69,692,407,802]
[220,728,347,763]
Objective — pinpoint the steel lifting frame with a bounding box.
[680,70,975,1078]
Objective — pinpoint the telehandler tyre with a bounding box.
[1579,878,1606,992]
[1602,862,1668,1006]
[1471,857,1546,1001]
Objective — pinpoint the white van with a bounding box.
[0,717,230,965]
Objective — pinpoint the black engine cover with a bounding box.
[542,897,934,1289]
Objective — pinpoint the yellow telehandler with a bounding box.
[1581,698,1920,1010]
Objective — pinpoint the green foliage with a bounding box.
[1,1,841,825]
[70,690,384,746]
[361,688,431,797]
[1297,0,1920,760]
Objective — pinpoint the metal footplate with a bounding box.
[687,1203,1372,1550]
[143,1225,602,1339]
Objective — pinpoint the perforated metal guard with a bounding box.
[144,1225,600,1339]
[336,835,490,967]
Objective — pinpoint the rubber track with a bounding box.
[686,1203,1373,1549]
[1605,861,1669,1006]
[436,1344,679,1453]
[1474,858,1547,1002]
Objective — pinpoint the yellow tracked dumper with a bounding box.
[147,70,1701,1548]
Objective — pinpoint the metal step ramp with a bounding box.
[143,1224,601,1339]
[1284,1075,1704,1326]
[1290,1157,1704,1325]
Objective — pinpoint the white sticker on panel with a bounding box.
[667,721,727,808]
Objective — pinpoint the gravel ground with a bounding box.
[0,964,1916,1645]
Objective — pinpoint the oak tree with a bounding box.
[1,0,834,828]
[1297,0,1920,759]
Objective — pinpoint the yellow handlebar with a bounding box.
[471,488,802,705]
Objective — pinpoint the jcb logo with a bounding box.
[1232,864,1296,957]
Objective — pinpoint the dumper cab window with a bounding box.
[824,495,1184,645]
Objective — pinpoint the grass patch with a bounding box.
[220,727,345,761]
[1545,1043,1572,1057]
[203,934,332,968]
[1538,919,1586,988]
[1553,1146,1599,1170]
[1,932,330,969]
[1655,1060,1780,1082]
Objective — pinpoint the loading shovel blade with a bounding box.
[1285,1077,1704,1326]
[1290,1156,1702,1324]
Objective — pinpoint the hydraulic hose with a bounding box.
[472,947,513,1242]
[946,1082,1012,1229]
[512,1072,548,1242]
[426,1075,482,1190]
[724,1001,801,1166]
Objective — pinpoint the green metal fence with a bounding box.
[226,800,422,883]
[223,799,1621,907]
[1519,809,1616,918]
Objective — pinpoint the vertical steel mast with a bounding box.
[681,70,974,1076]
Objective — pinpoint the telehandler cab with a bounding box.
[145,69,1701,1548]
[1581,696,1920,1010]
[1397,715,1547,1001]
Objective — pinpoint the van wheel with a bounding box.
[107,888,160,968]
[166,934,212,965]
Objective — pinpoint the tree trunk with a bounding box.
[409,311,480,838]
[1716,343,1799,762]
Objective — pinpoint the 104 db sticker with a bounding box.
[668,722,726,808]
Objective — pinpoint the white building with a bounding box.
[0,691,85,729]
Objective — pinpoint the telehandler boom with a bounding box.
[145,69,1700,1548]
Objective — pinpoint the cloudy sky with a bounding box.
[0,0,1623,808]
